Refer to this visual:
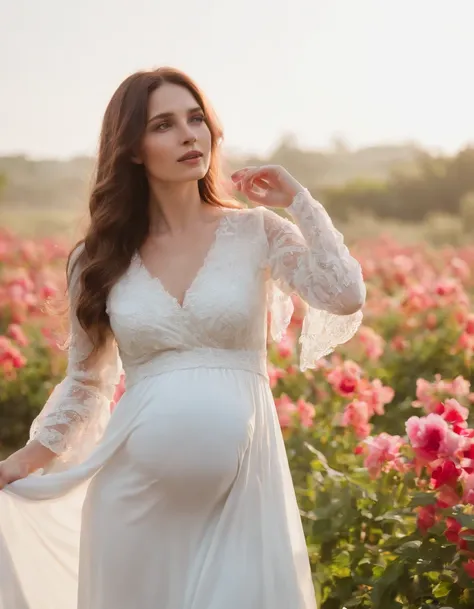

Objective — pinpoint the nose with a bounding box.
[182,132,197,145]
[180,121,197,145]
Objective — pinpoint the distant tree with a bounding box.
[320,146,474,222]
[460,191,474,233]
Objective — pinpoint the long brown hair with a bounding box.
[67,67,240,363]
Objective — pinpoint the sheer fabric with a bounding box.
[27,244,122,472]
[0,190,365,609]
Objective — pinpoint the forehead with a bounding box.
[147,83,200,117]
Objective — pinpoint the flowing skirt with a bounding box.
[0,367,316,609]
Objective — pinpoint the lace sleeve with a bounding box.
[27,243,122,472]
[263,189,366,369]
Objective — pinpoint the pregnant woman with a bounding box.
[0,66,365,609]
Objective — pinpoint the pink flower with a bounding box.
[450,256,470,281]
[363,432,405,479]
[430,460,462,489]
[439,398,469,427]
[391,335,408,352]
[357,326,385,361]
[359,378,394,417]
[274,394,297,429]
[342,400,371,439]
[0,335,27,379]
[276,334,294,359]
[39,281,58,300]
[436,486,460,508]
[267,363,285,389]
[414,376,471,414]
[296,398,315,429]
[458,332,474,355]
[402,285,434,313]
[451,375,471,397]
[463,473,474,504]
[406,413,464,462]
[465,314,474,335]
[435,278,461,298]
[7,323,29,347]
[413,378,439,412]
[326,360,362,397]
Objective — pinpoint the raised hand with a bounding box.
[231,165,305,209]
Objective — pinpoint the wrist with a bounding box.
[284,187,307,210]
[12,440,57,474]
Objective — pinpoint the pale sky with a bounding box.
[1,0,473,159]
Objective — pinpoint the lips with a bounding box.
[178,151,203,162]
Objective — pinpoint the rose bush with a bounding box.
[3,229,474,607]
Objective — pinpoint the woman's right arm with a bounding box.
[0,244,122,485]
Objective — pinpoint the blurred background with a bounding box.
[1,0,473,245]
[4,7,474,603]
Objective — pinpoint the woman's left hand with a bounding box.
[230,165,305,208]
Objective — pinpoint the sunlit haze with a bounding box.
[1,0,473,159]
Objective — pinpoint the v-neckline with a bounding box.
[135,211,232,311]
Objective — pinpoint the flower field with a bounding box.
[2,228,474,608]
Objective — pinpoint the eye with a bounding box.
[154,121,170,131]
[190,115,205,124]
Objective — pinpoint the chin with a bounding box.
[178,165,208,181]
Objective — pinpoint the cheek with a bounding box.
[141,134,174,173]
[201,126,212,153]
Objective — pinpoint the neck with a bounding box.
[147,179,204,236]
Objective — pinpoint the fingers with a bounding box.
[233,169,269,192]
[231,166,258,180]
[231,166,271,183]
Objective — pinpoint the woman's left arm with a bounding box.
[232,165,366,315]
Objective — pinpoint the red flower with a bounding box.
[445,517,462,543]
[416,505,436,533]
[342,400,371,439]
[431,460,462,489]
[459,529,474,551]
[466,314,474,335]
[463,559,474,578]
[442,398,469,426]
[326,361,362,397]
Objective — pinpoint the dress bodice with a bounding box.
[28,190,366,465]
[107,208,270,385]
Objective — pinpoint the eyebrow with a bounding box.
[147,106,204,124]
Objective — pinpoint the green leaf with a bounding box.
[438,570,456,583]
[374,512,406,524]
[371,560,404,607]
[409,493,437,507]
[395,540,422,559]
[432,580,452,598]
[454,513,474,529]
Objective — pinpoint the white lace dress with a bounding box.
[0,190,365,609]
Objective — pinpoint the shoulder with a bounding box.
[224,204,265,233]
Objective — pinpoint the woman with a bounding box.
[0,67,365,609]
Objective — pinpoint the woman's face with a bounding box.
[137,83,212,183]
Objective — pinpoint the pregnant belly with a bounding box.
[123,368,256,500]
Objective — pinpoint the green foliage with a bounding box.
[278,364,474,608]
[320,146,474,224]
[0,325,65,459]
